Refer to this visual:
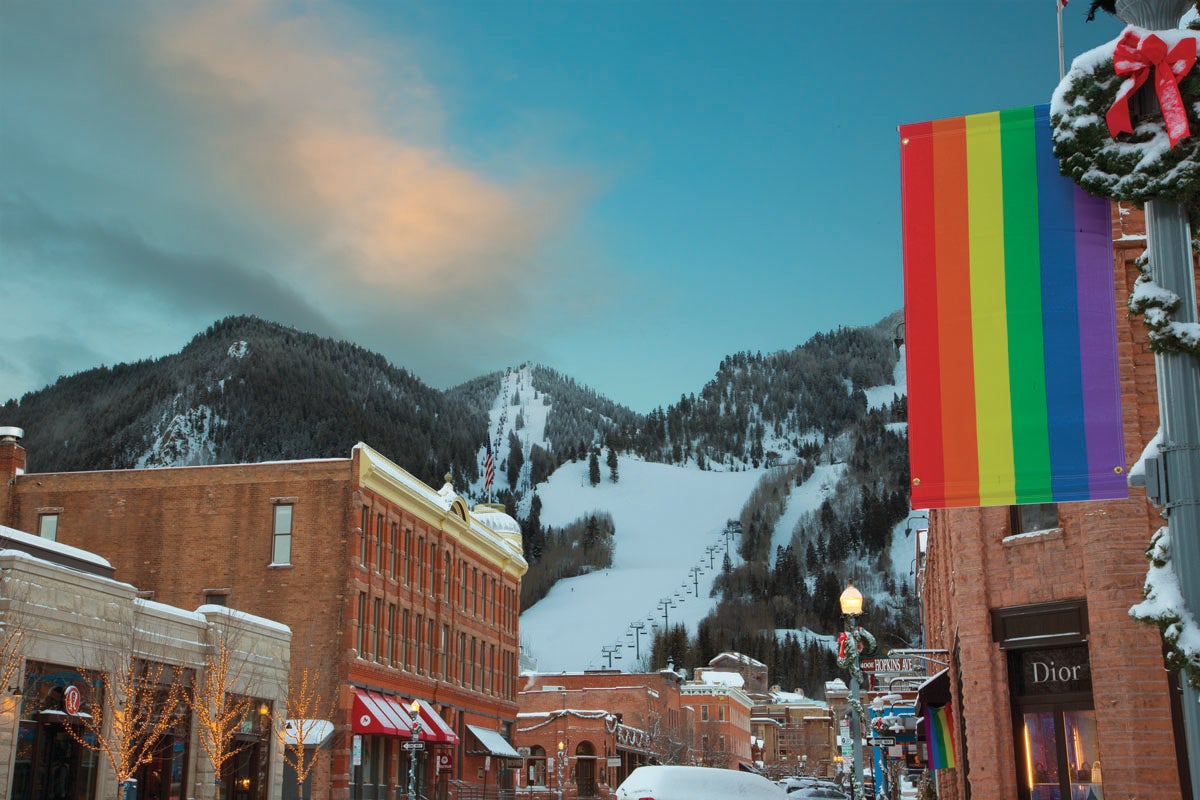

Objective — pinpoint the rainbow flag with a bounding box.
[924,704,956,770]
[899,104,1127,510]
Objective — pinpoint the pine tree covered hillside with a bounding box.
[619,310,905,470]
[1,316,485,486]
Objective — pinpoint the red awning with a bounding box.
[408,699,460,745]
[352,690,412,736]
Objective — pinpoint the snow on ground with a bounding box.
[864,345,906,411]
[768,462,847,561]
[519,458,763,673]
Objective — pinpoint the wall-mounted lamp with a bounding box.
[893,322,905,351]
[259,702,270,716]
[8,686,20,697]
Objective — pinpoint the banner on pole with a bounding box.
[900,104,1127,509]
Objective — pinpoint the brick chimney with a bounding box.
[0,427,26,528]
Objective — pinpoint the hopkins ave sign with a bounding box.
[861,657,917,674]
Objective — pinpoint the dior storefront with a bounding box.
[993,601,1103,800]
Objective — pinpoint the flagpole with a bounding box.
[1057,0,1066,80]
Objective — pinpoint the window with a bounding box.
[1011,503,1059,534]
[404,529,413,584]
[429,543,437,596]
[417,538,425,592]
[373,598,382,661]
[416,615,424,673]
[402,610,410,669]
[375,514,384,572]
[38,513,58,541]
[390,522,399,578]
[718,705,725,721]
[460,562,468,610]
[359,508,368,566]
[428,618,436,676]
[473,568,479,616]
[356,593,366,654]
[444,553,452,603]
[204,592,228,607]
[471,638,478,690]
[459,633,467,684]
[442,624,450,680]
[701,705,709,722]
[271,504,292,565]
[387,604,396,666]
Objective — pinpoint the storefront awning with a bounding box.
[916,669,951,710]
[284,719,335,747]
[353,689,410,736]
[466,724,522,759]
[408,698,460,745]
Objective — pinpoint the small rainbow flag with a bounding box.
[899,104,1127,510]
[924,704,957,770]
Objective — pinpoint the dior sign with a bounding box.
[1015,645,1092,697]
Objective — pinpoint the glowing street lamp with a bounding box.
[837,581,875,800]
[408,700,423,800]
[557,741,566,800]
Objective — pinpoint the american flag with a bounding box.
[484,446,495,492]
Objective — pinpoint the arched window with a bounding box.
[529,745,547,786]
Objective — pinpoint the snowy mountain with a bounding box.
[518,349,914,687]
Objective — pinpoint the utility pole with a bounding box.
[1107,3,1200,795]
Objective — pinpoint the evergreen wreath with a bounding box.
[1128,251,1200,357]
[1129,526,1200,692]
[1051,25,1200,230]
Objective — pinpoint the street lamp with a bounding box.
[557,740,565,800]
[837,581,876,800]
[408,699,423,800]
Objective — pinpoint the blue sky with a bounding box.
[0,1,1128,413]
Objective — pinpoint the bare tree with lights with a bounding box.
[0,567,28,695]
[61,611,188,800]
[273,645,336,800]
[189,618,258,794]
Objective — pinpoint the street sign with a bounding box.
[402,741,426,751]
[861,657,916,673]
[867,737,895,746]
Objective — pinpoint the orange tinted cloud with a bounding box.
[152,0,554,295]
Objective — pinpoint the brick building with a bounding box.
[0,437,528,800]
[514,669,694,798]
[751,689,836,778]
[705,652,769,700]
[917,203,1194,799]
[0,525,290,800]
[679,674,755,770]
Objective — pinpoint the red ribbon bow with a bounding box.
[1106,30,1197,148]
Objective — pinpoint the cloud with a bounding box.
[0,0,598,398]
[149,0,564,294]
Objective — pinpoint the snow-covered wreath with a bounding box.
[1053,25,1200,359]
[1051,25,1200,222]
[1129,526,1200,691]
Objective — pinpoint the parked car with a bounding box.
[788,788,850,800]
[775,777,850,798]
[615,765,788,799]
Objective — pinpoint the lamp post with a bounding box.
[838,581,876,800]
[408,699,423,800]
[557,740,565,800]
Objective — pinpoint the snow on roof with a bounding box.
[197,604,292,635]
[700,670,745,688]
[284,719,334,746]
[0,524,112,570]
[711,651,766,668]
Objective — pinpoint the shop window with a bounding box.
[1010,503,1058,535]
[271,504,292,565]
[37,513,58,542]
[528,746,547,787]
[1020,709,1101,800]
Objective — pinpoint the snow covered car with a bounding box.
[615,765,788,799]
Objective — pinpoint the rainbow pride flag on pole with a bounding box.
[924,704,957,770]
[899,104,1127,510]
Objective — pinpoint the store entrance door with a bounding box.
[30,722,99,800]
